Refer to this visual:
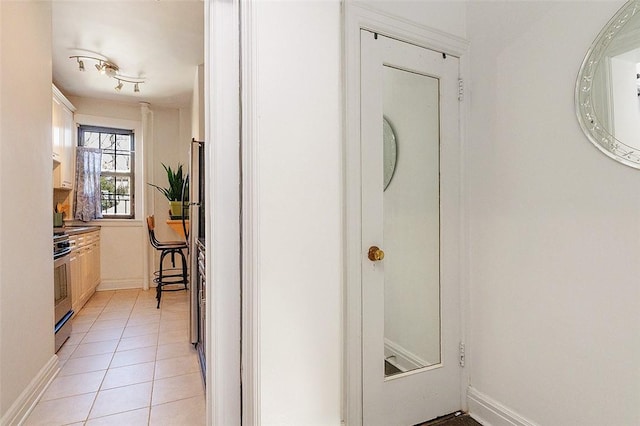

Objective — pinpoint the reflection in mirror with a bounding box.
[383,65,441,377]
[383,117,398,191]
[576,0,640,167]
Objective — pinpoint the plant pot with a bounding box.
[53,212,64,227]
[169,201,189,218]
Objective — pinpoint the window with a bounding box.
[78,125,135,218]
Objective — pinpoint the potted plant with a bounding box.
[148,163,189,218]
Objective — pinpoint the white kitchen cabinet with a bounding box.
[69,230,101,314]
[52,96,62,163]
[52,84,76,190]
[82,231,101,300]
[69,242,81,315]
[60,105,75,188]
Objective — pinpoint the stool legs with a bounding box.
[155,248,188,309]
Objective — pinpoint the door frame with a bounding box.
[205,0,242,424]
[343,4,470,425]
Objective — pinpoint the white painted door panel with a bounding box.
[361,31,462,425]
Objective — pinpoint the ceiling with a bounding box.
[52,1,204,108]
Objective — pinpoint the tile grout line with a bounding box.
[72,290,113,424]
[87,289,153,424]
[27,289,202,425]
[147,288,159,426]
[84,290,120,423]
[45,290,113,424]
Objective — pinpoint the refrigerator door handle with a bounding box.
[181,174,190,244]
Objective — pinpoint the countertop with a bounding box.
[54,225,100,236]
[166,219,189,239]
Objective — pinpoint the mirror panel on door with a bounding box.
[383,65,441,377]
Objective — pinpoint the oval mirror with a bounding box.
[576,0,640,168]
[383,117,398,191]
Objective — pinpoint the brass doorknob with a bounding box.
[368,246,385,261]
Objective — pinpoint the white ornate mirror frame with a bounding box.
[576,0,640,168]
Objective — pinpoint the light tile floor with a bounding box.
[25,289,205,426]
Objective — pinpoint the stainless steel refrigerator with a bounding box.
[187,138,206,380]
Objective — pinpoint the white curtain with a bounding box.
[74,147,103,221]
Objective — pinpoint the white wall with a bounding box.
[265,1,640,424]
[69,98,146,290]
[466,1,640,425]
[67,96,190,289]
[0,0,54,418]
[254,1,342,424]
[149,106,191,242]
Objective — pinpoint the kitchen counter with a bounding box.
[166,219,189,239]
[54,225,100,236]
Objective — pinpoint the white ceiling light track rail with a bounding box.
[69,53,145,93]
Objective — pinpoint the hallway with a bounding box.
[25,289,204,425]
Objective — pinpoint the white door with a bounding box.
[361,31,462,425]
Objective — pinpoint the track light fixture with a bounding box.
[69,54,145,94]
[95,60,118,78]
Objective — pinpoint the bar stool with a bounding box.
[146,216,188,308]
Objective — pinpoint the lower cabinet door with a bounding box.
[69,231,102,315]
[70,250,81,313]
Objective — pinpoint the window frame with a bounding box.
[78,124,136,219]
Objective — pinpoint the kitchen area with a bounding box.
[20,1,207,423]
[48,81,207,354]
[46,0,205,341]
[44,73,207,424]
[53,225,101,353]
[52,85,102,353]
[1,2,208,424]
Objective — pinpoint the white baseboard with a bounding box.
[97,279,143,291]
[467,387,539,426]
[0,355,59,426]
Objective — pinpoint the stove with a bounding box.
[53,231,73,352]
[54,232,70,259]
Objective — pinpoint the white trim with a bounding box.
[383,338,430,372]
[343,5,364,424]
[96,279,143,291]
[206,0,241,424]
[140,102,153,292]
[467,387,540,426]
[343,4,470,425]
[0,355,59,426]
[347,4,468,58]
[74,114,141,134]
[240,0,260,424]
[73,113,144,222]
[458,41,472,415]
[52,84,76,112]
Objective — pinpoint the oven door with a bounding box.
[54,248,73,352]
[54,249,72,322]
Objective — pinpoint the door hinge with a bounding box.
[458,78,464,102]
[459,342,465,367]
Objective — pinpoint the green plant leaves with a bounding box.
[147,163,189,202]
